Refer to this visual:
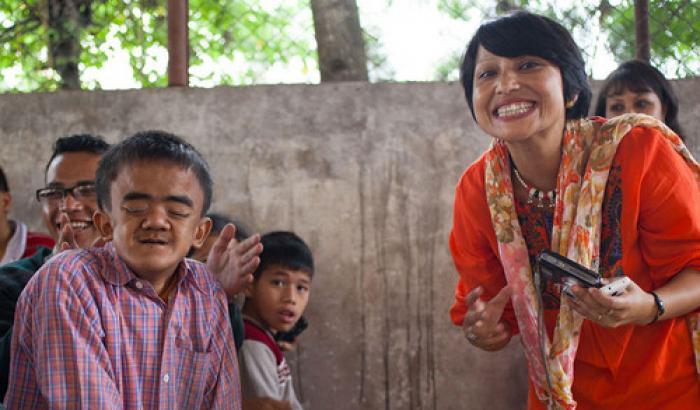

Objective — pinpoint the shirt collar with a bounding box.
[1,220,27,265]
[99,242,135,286]
[243,314,276,338]
[181,258,209,295]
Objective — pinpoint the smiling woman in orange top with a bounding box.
[449,11,700,409]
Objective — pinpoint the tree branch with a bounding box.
[0,17,42,44]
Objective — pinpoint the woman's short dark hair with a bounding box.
[460,11,591,121]
[593,60,683,139]
[207,212,251,242]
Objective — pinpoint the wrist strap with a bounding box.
[649,291,665,324]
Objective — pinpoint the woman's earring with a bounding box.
[565,99,576,109]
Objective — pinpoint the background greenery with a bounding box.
[0,0,697,92]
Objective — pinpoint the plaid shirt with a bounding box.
[4,243,242,410]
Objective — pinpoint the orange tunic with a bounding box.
[450,127,700,409]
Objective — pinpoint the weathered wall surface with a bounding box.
[0,79,698,409]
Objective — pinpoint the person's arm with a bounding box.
[206,224,260,352]
[238,341,283,400]
[461,285,513,351]
[646,268,700,321]
[0,328,12,402]
[571,268,700,326]
[0,265,32,402]
[449,165,518,350]
[4,258,122,410]
[570,128,700,326]
[206,291,244,410]
[52,213,105,254]
[207,224,263,300]
[229,302,245,351]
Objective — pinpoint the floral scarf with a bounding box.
[483,114,700,409]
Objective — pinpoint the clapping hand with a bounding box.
[207,223,263,299]
[53,213,105,253]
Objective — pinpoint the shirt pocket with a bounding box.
[173,335,215,409]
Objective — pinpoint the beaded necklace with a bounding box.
[511,163,556,208]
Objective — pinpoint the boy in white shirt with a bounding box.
[239,231,313,410]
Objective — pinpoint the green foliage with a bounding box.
[435,0,699,79]
[187,0,316,85]
[0,0,317,92]
[363,24,394,82]
[437,0,472,20]
[601,0,699,77]
[0,1,58,91]
[434,51,461,82]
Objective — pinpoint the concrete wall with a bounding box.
[0,79,698,409]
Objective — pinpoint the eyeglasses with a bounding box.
[35,183,97,204]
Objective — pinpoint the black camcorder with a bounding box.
[536,249,602,297]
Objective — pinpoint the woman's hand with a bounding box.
[462,286,513,351]
[568,276,656,327]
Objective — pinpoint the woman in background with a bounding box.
[594,59,684,140]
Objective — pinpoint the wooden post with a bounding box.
[167,0,188,86]
[634,0,651,62]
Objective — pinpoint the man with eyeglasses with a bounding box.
[0,134,110,401]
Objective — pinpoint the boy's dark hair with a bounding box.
[186,213,251,258]
[208,213,251,241]
[45,133,110,177]
[593,59,684,140]
[460,11,591,121]
[254,231,314,280]
[0,166,8,192]
[96,130,213,215]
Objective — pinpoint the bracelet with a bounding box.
[649,291,665,324]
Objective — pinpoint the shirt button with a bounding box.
[163,373,169,383]
[135,281,143,289]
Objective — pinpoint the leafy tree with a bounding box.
[363,26,394,82]
[0,0,317,92]
[436,0,699,79]
[601,0,699,77]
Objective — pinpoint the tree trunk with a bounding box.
[310,0,368,82]
[496,0,519,14]
[634,0,651,62]
[167,0,189,86]
[47,0,91,90]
